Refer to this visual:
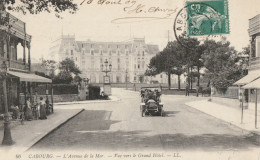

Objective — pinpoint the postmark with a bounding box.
[173,0,230,50]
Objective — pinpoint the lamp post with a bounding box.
[101,59,112,95]
[101,59,112,76]
[1,60,13,145]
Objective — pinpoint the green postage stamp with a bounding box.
[186,0,229,36]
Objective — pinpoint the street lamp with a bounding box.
[101,59,112,76]
[1,60,13,145]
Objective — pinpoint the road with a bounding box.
[31,88,259,152]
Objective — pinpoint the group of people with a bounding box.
[141,88,161,103]
[11,96,50,121]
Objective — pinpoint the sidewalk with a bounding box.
[54,95,120,105]
[186,100,260,135]
[0,108,84,155]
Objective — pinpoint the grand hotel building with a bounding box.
[49,35,172,84]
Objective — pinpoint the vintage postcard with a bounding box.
[0,0,260,160]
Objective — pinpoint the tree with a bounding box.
[54,58,81,84]
[201,39,242,89]
[177,35,201,89]
[146,41,185,90]
[59,58,81,75]
[1,0,78,18]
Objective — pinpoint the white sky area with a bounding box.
[9,0,260,62]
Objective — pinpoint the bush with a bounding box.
[88,85,101,100]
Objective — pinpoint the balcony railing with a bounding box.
[9,60,29,71]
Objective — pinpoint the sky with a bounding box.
[8,0,260,61]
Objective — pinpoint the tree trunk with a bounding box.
[178,75,181,90]
[167,72,171,90]
[190,67,193,90]
[197,66,200,86]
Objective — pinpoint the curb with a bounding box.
[54,96,121,106]
[26,109,85,152]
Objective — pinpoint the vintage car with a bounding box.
[140,87,164,117]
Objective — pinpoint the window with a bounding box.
[91,44,93,48]
[108,45,110,48]
[100,50,103,55]
[142,51,145,56]
[117,45,119,48]
[109,51,112,56]
[142,61,145,68]
[138,64,140,69]
[126,51,129,56]
[91,50,94,55]
[125,45,127,49]
[118,58,120,63]
[71,50,73,55]
[82,44,83,47]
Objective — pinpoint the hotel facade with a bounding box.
[49,35,175,84]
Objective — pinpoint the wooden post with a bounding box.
[255,89,258,129]
[51,84,54,113]
[28,43,31,71]
[24,82,27,106]
[239,86,243,124]
[23,40,26,64]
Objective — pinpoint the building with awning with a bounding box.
[234,70,260,86]
[233,14,260,109]
[0,11,52,113]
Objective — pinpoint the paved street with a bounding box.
[31,88,259,152]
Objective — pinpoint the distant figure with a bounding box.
[196,85,200,97]
[185,83,190,96]
[39,97,47,120]
[10,100,19,120]
[25,97,33,121]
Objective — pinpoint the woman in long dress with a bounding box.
[39,97,47,120]
[25,97,33,121]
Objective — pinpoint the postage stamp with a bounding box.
[186,0,230,36]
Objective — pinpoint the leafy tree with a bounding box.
[201,39,242,89]
[53,71,73,84]
[177,35,201,89]
[146,41,185,90]
[54,58,81,84]
[0,0,78,17]
[59,58,81,75]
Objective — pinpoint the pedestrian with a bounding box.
[39,97,47,120]
[25,97,33,121]
[196,84,200,97]
[10,100,19,120]
[185,82,190,96]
